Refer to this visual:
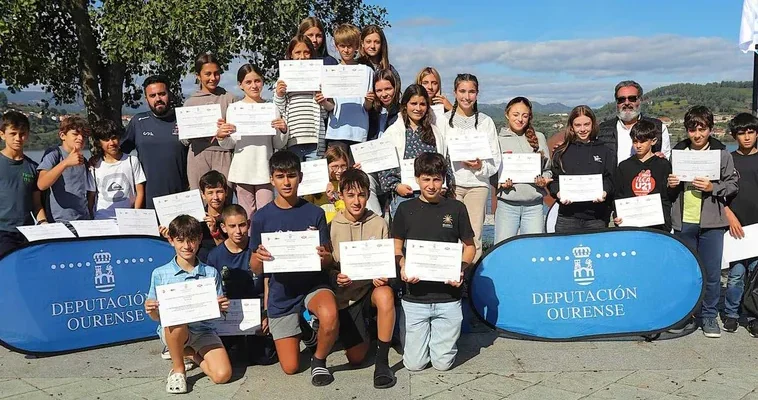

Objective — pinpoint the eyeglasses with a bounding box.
[329,165,348,172]
[616,95,639,104]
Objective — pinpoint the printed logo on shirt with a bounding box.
[593,155,602,163]
[631,169,655,196]
[142,131,154,136]
[442,214,454,229]
[138,116,150,121]
[21,172,34,184]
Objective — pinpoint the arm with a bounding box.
[602,151,617,198]
[461,238,476,266]
[87,191,96,217]
[134,183,145,209]
[379,167,403,194]
[32,191,46,224]
[547,153,561,197]
[217,135,237,150]
[121,120,137,154]
[38,162,69,191]
[474,120,502,178]
[709,151,739,198]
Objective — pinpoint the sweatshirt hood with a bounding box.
[188,87,229,99]
[673,135,726,151]
[332,209,378,226]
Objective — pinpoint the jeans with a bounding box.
[288,143,318,161]
[389,193,418,220]
[399,300,463,371]
[554,215,606,234]
[675,223,725,319]
[724,257,758,319]
[494,200,544,243]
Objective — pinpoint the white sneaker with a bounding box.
[160,346,171,360]
[166,370,187,394]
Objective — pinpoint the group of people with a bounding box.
[0,15,757,395]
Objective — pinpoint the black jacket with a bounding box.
[598,116,663,156]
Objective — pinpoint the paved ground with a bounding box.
[2,322,758,400]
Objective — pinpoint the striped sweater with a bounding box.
[274,92,327,155]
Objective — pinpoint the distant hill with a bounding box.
[478,101,572,119]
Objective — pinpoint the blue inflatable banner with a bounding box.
[469,229,704,340]
[0,236,175,355]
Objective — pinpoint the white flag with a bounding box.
[740,0,758,52]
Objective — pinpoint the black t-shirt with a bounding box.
[729,151,758,225]
[392,197,474,303]
[614,155,674,231]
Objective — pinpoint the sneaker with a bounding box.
[723,317,739,333]
[166,370,187,394]
[701,317,721,338]
[747,320,758,338]
[160,346,171,360]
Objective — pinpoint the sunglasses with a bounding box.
[616,95,639,104]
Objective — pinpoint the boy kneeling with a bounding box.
[145,215,232,394]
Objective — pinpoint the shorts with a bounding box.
[338,291,374,349]
[159,328,223,353]
[269,288,333,341]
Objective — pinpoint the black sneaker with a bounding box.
[723,317,739,333]
[701,317,721,338]
[748,320,758,338]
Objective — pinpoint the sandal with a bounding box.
[166,370,187,394]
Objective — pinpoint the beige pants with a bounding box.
[455,185,489,264]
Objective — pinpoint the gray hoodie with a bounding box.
[496,128,552,204]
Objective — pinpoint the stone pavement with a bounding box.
[2,324,758,400]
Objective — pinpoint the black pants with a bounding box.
[554,215,607,234]
[0,231,26,259]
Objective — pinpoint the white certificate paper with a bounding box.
[261,230,321,273]
[559,174,604,202]
[176,104,222,140]
[499,153,542,184]
[339,239,396,280]
[297,159,330,196]
[116,209,159,236]
[69,219,120,237]
[156,278,220,328]
[447,130,493,161]
[16,223,75,242]
[321,64,371,98]
[279,60,323,92]
[350,138,399,173]
[671,150,721,181]
[404,240,462,283]
[214,299,262,336]
[226,102,276,138]
[153,190,207,226]
[721,224,758,269]
[614,193,665,227]
[400,159,420,191]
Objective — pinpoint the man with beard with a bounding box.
[122,75,189,208]
[598,80,671,165]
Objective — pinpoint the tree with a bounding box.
[0,91,7,109]
[0,0,388,125]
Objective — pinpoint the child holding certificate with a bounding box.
[393,152,475,372]
[722,113,758,335]
[297,16,339,65]
[668,106,738,339]
[250,150,339,386]
[303,146,347,223]
[357,25,401,97]
[613,119,673,231]
[144,215,232,394]
[547,106,616,233]
[416,67,453,115]
[197,171,228,263]
[329,168,396,388]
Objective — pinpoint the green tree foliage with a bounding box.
[0,0,388,125]
[0,91,7,109]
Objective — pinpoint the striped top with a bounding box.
[274,92,327,152]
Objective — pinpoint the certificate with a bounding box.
[671,150,721,181]
[279,60,323,92]
[721,224,758,269]
[214,299,262,336]
[499,153,542,184]
[321,64,372,98]
[16,223,75,242]
[339,239,396,280]
[447,130,493,161]
[400,159,420,191]
[69,219,120,237]
[431,104,446,126]
[156,277,220,328]
[614,193,665,227]
[261,230,321,273]
[153,190,207,226]
[350,138,399,173]
[175,104,222,140]
[226,102,276,137]
[404,240,462,283]
[558,174,604,202]
[297,159,330,196]
[116,209,159,236]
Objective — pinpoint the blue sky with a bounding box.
[356,0,751,106]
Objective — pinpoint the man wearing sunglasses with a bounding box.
[598,80,671,165]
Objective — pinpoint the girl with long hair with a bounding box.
[416,67,454,118]
[297,16,339,65]
[358,25,401,87]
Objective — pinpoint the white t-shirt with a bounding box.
[86,154,147,220]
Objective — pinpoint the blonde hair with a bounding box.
[333,23,360,47]
[415,67,442,95]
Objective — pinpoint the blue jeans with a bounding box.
[288,143,318,162]
[494,200,544,243]
[724,257,758,319]
[399,300,463,371]
[389,193,418,220]
[675,223,725,319]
